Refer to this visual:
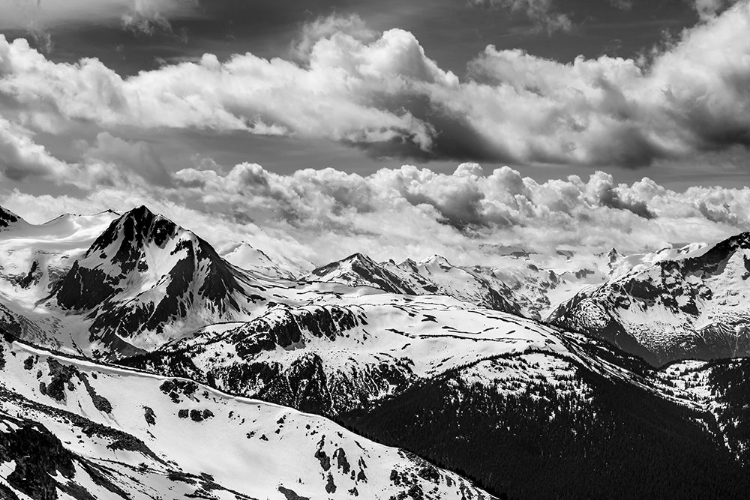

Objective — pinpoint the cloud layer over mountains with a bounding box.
[4,161,750,268]
[1,1,750,265]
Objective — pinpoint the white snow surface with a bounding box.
[0,338,493,500]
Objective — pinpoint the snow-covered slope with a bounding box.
[121,289,688,416]
[223,242,303,280]
[0,210,120,348]
[310,253,433,295]
[465,245,715,321]
[550,232,750,365]
[311,253,523,315]
[467,251,615,320]
[117,290,750,498]
[0,336,493,500]
[400,255,524,315]
[0,210,119,297]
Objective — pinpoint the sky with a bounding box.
[1,0,750,266]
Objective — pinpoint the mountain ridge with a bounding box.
[550,230,750,365]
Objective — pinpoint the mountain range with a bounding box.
[1,204,749,499]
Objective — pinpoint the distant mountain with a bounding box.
[468,255,609,320]
[311,253,431,294]
[223,242,304,279]
[51,206,264,356]
[311,253,523,315]
[0,335,492,500]
[397,255,525,315]
[550,232,750,365]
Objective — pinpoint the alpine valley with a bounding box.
[2,205,750,500]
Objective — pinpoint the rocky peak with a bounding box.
[52,205,247,352]
[312,253,377,276]
[607,247,620,263]
[0,206,23,229]
[88,206,179,264]
[419,255,453,270]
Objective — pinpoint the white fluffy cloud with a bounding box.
[692,0,736,18]
[2,3,750,168]
[0,117,72,181]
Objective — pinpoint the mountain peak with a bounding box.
[88,206,180,262]
[345,252,376,265]
[312,252,378,276]
[420,254,452,268]
[0,206,24,229]
[130,204,155,219]
[53,205,249,353]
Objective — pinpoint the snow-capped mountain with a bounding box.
[311,253,432,294]
[222,242,304,280]
[311,253,523,315]
[550,232,750,365]
[465,245,717,321]
[0,335,493,500]
[0,210,119,295]
[467,251,615,320]
[0,210,120,348]
[0,206,26,231]
[49,206,270,356]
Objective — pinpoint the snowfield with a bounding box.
[0,338,494,500]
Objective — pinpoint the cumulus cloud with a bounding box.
[2,3,750,168]
[691,0,736,18]
[0,117,72,181]
[0,118,170,189]
[292,14,376,61]
[83,133,173,187]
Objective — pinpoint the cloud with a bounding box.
[83,132,173,187]
[608,0,633,10]
[470,0,573,34]
[0,118,171,189]
[0,117,72,181]
[691,0,736,19]
[1,4,750,170]
[292,14,376,61]
[5,160,750,269]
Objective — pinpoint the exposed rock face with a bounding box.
[0,207,20,229]
[312,253,427,295]
[551,232,750,365]
[0,418,77,500]
[121,304,415,415]
[52,206,252,354]
[311,253,523,315]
